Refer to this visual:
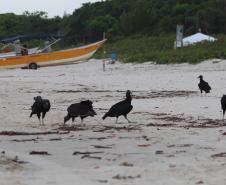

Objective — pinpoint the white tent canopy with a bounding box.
[175,32,217,48]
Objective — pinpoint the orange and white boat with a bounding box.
[0,39,106,69]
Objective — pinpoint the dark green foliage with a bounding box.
[96,34,226,64]
[1,0,225,43]
[0,12,61,36]
[1,0,226,63]
[63,0,226,42]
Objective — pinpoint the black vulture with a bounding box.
[198,75,211,95]
[30,96,51,125]
[221,95,226,120]
[102,90,133,123]
[64,100,96,124]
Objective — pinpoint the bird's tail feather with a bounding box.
[102,113,107,120]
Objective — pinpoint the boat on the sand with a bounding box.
[0,39,106,69]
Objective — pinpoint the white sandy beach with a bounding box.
[0,59,226,185]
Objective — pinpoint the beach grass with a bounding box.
[95,34,226,64]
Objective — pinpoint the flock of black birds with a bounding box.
[30,90,133,125]
[29,75,226,125]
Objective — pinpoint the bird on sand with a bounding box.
[198,75,211,95]
[30,96,51,125]
[221,95,226,120]
[102,90,133,123]
[64,100,96,124]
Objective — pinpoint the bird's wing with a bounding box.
[221,97,226,108]
[106,100,133,116]
[79,104,96,116]
[207,83,211,90]
[107,101,124,113]
[68,103,95,116]
[204,82,211,90]
[67,103,80,115]
[42,100,51,111]
[31,102,42,112]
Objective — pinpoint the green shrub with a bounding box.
[95,34,226,64]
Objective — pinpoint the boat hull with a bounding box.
[0,40,106,69]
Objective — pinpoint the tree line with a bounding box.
[0,0,226,45]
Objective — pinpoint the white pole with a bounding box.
[102,32,106,72]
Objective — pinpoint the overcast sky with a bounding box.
[0,0,101,18]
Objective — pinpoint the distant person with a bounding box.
[21,44,28,56]
[110,52,117,64]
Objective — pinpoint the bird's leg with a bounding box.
[115,117,118,123]
[37,113,41,124]
[41,114,43,125]
[80,117,85,126]
[29,112,33,118]
[72,117,75,123]
[42,112,46,125]
[124,115,131,123]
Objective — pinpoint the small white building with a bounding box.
[175,32,217,48]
